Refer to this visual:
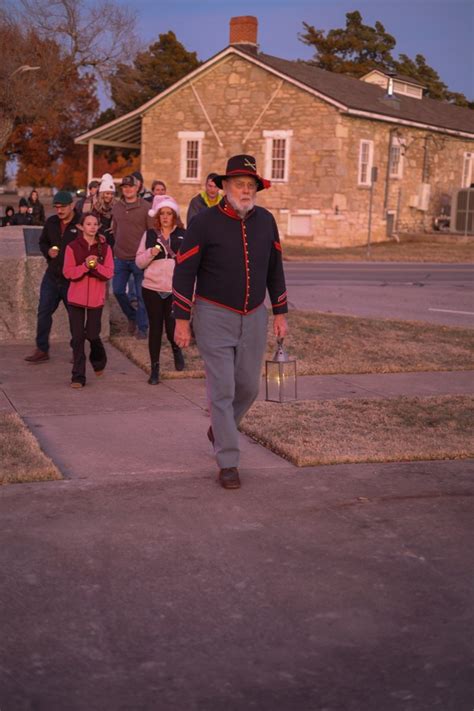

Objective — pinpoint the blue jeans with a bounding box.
[113,258,148,333]
[36,271,70,353]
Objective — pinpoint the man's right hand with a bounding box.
[48,246,59,258]
[174,319,192,348]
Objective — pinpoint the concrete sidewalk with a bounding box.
[1,341,473,710]
[1,341,472,482]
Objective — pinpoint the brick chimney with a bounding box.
[229,16,258,51]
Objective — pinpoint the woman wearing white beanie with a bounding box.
[93,173,116,246]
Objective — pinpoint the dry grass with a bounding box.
[269,311,474,375]
[241,395,474,467]
[0,412,62,485]
[110,304,474,377]
[283,238,474,263]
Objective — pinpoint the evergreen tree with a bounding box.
[109,31,201,117]
[299,10,471,106]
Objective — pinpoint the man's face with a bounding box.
[205,178,219,200]
[121,184,139,202]
[224,176,257,215]
[54,203,74,221]
[101,191,114,204]
[89,186,98,197]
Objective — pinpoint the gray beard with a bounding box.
[226,194,255,218]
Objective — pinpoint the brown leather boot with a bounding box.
[24,349,49,363]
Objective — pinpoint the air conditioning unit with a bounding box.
[417,183,431,211]
[451,188,474,234]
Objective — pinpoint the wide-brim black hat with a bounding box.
[214,154,271,191]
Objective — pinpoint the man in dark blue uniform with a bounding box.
[173,155,288,490]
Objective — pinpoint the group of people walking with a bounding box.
[24,171,190,387]
[23,155,288,489]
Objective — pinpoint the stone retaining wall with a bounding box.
[0,227,110,344]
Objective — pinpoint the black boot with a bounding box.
[148,362,160,385]
[172,344,185,372]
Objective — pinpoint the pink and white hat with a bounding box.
[148,195,180,218]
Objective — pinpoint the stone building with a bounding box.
[75,16,474,246]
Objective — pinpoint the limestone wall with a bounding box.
[140,55,474,247]
[0,227,110,344]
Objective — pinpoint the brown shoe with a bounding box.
[127,319,136,336]
[70,381,84,389]
[218,467,241,490]
[24,349,49,363]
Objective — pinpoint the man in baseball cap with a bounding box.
[25,190,79,363]
[111,173,153,338]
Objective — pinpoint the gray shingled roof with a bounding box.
[241,49,474,136]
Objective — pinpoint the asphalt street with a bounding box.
[284,262,474,328]
[1,343,473,711]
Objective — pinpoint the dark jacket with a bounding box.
[39,213,80,283]
[92,208,115,247]
[186,193,208,226]
[1,207,15,227]
[172,199,288,320]
[12,212,32,226]
[28,199,45,226]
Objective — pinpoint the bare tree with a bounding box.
[18,0,139,82]
[0,0,138,173]
[0,9,67,152]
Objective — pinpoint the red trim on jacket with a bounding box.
[241,222,250,313]
[172,300,191,313]
[172,288,193,308]
[218,200,256,221]
[273,241,282,252]
[176,245,200,264]
[196,294,263,316]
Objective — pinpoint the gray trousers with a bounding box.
[193,300,268,469]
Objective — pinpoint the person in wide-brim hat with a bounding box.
[213,154,271,192]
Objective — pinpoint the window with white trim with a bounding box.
[263,130,292,182]
[461,152,473,188]
[358,139,374,186]
[389,136,404,179]
[178,131,204,182]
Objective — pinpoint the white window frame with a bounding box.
[389,136,404,179]
[358,139,374,186]
[263,130,293,183]
[178,131,204,183]
[461,152,473,188]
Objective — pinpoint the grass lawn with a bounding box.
[111,307,474,378]
[241,395,474,467]
[0,412,61,485]
[283,238,474,263]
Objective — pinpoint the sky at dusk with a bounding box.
[118,0,474,99]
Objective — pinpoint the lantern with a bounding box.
[265,338,297,403]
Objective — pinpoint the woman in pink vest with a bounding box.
[63,212,114,388]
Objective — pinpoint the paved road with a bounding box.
[285,262,474,328]
[1,345,473,710]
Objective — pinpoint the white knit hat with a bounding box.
[148,194,180,218]
[99,173,116,193]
